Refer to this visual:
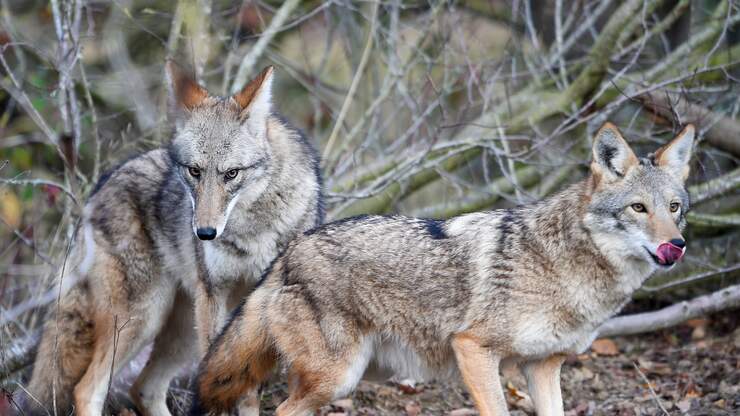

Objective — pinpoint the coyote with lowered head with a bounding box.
[194,123,694,416]
[25,62,323,416]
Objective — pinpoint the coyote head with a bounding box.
[165,61,275,241]
[584,122,694,271]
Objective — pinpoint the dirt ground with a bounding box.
[251,312,739,416]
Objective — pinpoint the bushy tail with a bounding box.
[192,288,278,415]
[25,283,95,415]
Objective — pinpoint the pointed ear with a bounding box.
[591,122,639,183]
[232,66,274,130]
[165,60,208,111]
[655,124,694,182]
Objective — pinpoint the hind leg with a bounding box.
[275,336,371,416]
[267,290,371,416]
[130,289,197,416]
[275,367,337,416]
[74,290,174,416]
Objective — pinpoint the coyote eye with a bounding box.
[670,202,680,213]
[631,203,646,213]
[188,167,201,178]
[224,169,239,181]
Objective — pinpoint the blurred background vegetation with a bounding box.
[0,0,739,410]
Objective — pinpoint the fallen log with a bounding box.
[598,284,740,337]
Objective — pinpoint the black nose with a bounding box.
[196,227,217,240]
[669,238,686,248]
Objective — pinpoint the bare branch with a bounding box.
[230,0,302,93]
[639,90,740,156]
[322,2,379,164]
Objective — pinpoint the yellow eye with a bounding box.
[670,202,680,213]
[225,169,239,180]
[631,203,646,213]
[188,167,201,177]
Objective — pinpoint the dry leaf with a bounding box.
[375,385,395,398]
[41,184,62,205]
[637,358,672,376]
[684,382,702,398]
[569,401,592,416]
[506,382,534,412]
[448,408,478,416]
[571,367,595,383]
[591,338,619,356]
[685,318,709,328]
[0,189,22,229]
[405,401,422,416]
[505,382,527,400]
[0,391,10,416]
[676,398,692,413]
[397,380,423,394]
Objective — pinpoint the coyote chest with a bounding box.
[510,278,634,357]
[202,232,279,285]
[511,310,601,357]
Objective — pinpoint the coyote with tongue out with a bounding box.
[194,122,694,416]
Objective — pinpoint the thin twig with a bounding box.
[0,177,79,207]
[322,1,380,165]
[632,362,671,416]
[230,0,302,93]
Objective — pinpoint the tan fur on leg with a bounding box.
[275,367,335,416]
[452,334,510,416]
[131,291,197,416]
[522,354,566,416]
[194,282,229,354]
[74,316,151,416]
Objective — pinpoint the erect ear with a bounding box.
[232,66,274,133]
[165,60,208,111]
[654,124,694,182]
[590,122,639,183]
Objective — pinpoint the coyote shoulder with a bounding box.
[194,123,694,416]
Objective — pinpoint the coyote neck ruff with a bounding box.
[195,123,694,416]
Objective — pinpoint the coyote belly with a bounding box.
[194,122,694,416]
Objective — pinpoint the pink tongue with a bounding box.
[656,243,684,264]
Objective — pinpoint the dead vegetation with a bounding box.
[1,0,739,414]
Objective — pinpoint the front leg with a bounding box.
[452,334,510,416]
[194,280,229,355]
[521,354,566,416]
